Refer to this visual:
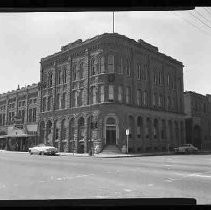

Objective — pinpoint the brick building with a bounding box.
[0,84,39,151]
[184,91,211,150]
[38,33,185,153]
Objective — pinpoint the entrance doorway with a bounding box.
[105,117,117,145]
[106,126,116,145]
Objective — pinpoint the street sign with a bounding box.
[126,129,130,136]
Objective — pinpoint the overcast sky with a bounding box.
[0,8,211,95]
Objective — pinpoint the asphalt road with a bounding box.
[0,151,211,204]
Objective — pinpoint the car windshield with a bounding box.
[182,144,190,147]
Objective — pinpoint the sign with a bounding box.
[126,129,130,136]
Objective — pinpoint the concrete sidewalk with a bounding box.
[1,150,211,158]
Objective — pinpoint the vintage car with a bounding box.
[174,144,198,154]
[28,144,58,155]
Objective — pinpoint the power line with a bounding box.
[172,12,211,36]
[204,7,211,15]
[194,9,211,23]
[189,11,211,30]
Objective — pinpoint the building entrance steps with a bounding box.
[100,144,122,154]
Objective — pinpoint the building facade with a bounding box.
[0,84,39,151]
[184,91,211,150]
[38,33,185,153]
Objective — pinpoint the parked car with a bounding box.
[28,144,58,155]
[174,144,198,154]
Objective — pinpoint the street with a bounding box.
[0,152,211,204]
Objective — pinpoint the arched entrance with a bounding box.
[106,117,117,145]
[78,117,85,153]
[193,125,201,149]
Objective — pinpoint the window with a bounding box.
[61,92,66,109]
[100,85,105,103]
[42,97,47,112]
[22,101,25,106]
[126,87,131,104]
[118,86,123,103]
[167,96,171,110]
[29,99,32,105]
[99,57,105,74]
[55,94,60,110]
[56,69,62,85]
[80,62,84,79]
[90,86,97,104]
[108,55,114,73]
[167,74,170,87]
[63,66,67,84]
[137,64,141,80]
[158,94,162,107]
[32,108,36,122]
[72,64,77,81]
[47,96,52,111]
[90,58,97,76]
[126,59,130,76]
[33,98,37,104]
[143,91,148,106]
[152,93,156,106]
[18,101,21,107]
[108,85,114,101]
[81,89,86,106]
[28,109,32,122]
[73,91,78,107]
[137,89,141,106]
[48,72,53,87]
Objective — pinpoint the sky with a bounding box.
[0,9,211,95]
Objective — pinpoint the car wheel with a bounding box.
[41,151,45,155]
[29,151,33,155]
[185,149,189,154]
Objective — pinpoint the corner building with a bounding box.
[38,33,185,153]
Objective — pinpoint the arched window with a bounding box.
[106,117,116,125]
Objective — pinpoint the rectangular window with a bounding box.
[99,57,105,74]
[108,55,114,73]
[61,92,66,109]
[21,110,25,123]
[126,87,131,104]
[118,86,123,102]
[32,108,36,122]
[143,91,147,106]
[137,64,141,80]
[167,74,170,87]
[92,87,97,104]
[72,65,77,81]
[100,85,104,103]
[126,60,130,76]
[42,97,47,112]
[28,109,32,122]
[137,89,141,106]
[47,96,51,111]
[108,85,114,101]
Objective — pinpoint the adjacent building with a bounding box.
[184,91,211,150]
[0,84,39,151]
[38,33,185,153]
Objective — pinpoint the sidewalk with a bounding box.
[1,150,211,158]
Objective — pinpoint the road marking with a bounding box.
[164,165,172,167]
[148,184,154,187]
[0,184,6,189]
[165,178,176,182]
